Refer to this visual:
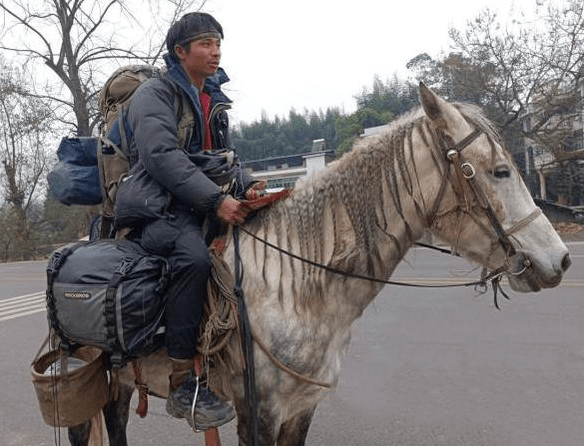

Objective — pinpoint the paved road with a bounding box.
[1,243,583,445]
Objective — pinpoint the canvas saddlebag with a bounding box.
[46,239,170,366]
[31,341,109,427]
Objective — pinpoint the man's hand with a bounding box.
[216,195,251,225]
[245,181,267,200]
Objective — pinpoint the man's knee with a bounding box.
[178,247,211,276]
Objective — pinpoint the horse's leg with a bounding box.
[276,406,316,446]
[103,383,134,446]
[234,401,279,446]
[66,384,133,446]
[68,422,91,446]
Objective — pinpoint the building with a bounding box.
[243,139,335,190]
[523,78,584,205]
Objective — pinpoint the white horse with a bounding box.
[72,83,570,446]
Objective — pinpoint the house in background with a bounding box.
[522,78,584,206]
[243,139,335,191]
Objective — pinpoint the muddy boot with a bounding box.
[166,358,235,431]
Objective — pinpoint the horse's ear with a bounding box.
[419,82,447,129]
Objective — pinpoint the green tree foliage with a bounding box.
[355,74,418,117]
[233,107,344,161]
[234,76,420,160]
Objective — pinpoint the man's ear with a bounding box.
[174,45,186,61]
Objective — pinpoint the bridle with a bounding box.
[232,125,546,402]
[427,125,542,267]
[238,124,543,292]
[235,123,544,311]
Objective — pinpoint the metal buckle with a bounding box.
[461,162,475,179]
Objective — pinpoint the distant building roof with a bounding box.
[241,149,335,173]
[362,125,389,137]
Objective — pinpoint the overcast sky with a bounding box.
[201,0,538,125]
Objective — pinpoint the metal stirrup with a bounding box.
[190,374,201,429]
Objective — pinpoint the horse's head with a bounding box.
[418,83,570,292]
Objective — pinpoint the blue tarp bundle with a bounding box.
[48,137,102,206]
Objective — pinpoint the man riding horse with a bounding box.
[116,12,264,430]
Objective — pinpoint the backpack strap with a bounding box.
[173,86,195,151]
[117,106,133,158]
[105,255,141,368]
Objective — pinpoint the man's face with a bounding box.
[177,37,222,88]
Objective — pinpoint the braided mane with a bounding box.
[243,102,505,302]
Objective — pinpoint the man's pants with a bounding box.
[136,211,211,359]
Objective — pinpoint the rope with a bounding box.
[198,251,239,378]
[252,332,332,388]
[199,245,336,389]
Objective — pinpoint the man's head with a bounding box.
[166,12,224,88]
[166,12,224,55]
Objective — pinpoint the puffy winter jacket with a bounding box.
[115,53,254,227]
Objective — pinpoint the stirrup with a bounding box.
[190,374,202,432]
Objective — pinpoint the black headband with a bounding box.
[178,31,222,48]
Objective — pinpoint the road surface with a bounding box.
[1,243,583,445]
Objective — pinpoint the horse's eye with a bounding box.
[491,166,511,179]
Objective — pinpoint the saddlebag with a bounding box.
[31,341,109,427]
[46,239,170,367]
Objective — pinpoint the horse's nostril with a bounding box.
[561,253,572,272]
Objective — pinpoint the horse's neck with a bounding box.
[239,137,427,323]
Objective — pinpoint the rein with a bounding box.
[239,226,504,289]
[231,125,544,399]
[238,125,543,301]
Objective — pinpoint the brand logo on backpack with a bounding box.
[64,291,92,299]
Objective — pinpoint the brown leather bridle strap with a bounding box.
[426,128,483,229]
[429,126,526,258]
[505,207,542,236]
[450,151,517,256]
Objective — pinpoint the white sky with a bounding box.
[201,0,538,125]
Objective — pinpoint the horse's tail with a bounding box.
[87,412,106,446]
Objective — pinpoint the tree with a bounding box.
[0,57,55,259]
[355,74,417,118]
[445,1,584,160]
[233,107,343,161]
[407,1,584,203]
[0,0,205,256]
[0,0,204,137]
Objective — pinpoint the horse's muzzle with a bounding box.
[506,251,571,292]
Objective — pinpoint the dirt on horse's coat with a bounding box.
[68,84,570,446]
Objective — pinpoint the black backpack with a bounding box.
[46,239,171,367]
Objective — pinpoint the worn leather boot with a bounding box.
[166,358,235,431]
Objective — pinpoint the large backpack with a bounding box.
[97,65,194,238]
[47,64,193,239]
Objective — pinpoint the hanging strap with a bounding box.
[233,228,260,446]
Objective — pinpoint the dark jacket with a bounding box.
[115,53,254,227]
